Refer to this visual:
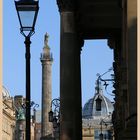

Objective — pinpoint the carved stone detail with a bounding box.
[56,0,75,12]
[107,38,115,49]
[78,34,84,52]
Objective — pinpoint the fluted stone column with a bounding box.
[40,33,53,139]
[57,1,83,140]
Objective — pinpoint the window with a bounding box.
[94,129,113,140]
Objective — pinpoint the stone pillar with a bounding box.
[120,0,137,139]
[57,0,83,139]
[108,36,124,140]
[138,1,140,140]
[40,33,53,139]
[126,0,137,119]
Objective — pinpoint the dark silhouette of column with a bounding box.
[57,1,84,139]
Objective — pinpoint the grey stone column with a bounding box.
[40,33,53,138]
[57,3,83,139]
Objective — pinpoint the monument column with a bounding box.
[57,0,83,140]
[40,33,53,139]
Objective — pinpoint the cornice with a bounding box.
[3,109,16,121]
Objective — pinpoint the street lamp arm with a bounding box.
[51,98,60,108]
[96,67,115,96]
[99,67,113,78]
[99,78,114,82]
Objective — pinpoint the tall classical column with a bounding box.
[40,33,53,139]
[57,0,83,140]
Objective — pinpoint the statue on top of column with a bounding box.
[44,32,49,47]
[43,32,50,54]
[42,33,53,60]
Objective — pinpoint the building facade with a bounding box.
[34,110,42,140]
[34,122,41,140]
[1,86,37,140]
[82,80,114,140]
[2,86,16,140]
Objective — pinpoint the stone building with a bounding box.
[55,0,137,140]
[2,86,16,140]
[34,122,41,140]
[34,110,42,140]
[1,87,36,140]
[82,81,114,140]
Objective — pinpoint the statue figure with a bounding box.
[44,32,49,46]
[17,107,25,120]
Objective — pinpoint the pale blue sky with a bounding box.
[3,1,114,109]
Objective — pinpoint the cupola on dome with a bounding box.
[82,81,114,119]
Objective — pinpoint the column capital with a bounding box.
[56,0,75,12]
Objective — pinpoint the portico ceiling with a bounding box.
[76,0,122,39]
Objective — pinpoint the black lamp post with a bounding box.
[15,0,39,139]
